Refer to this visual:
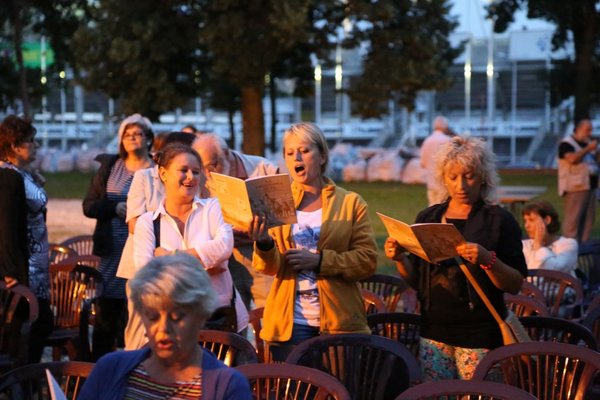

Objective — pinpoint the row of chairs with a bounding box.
[360,270,591,321]
[1,338,599,399]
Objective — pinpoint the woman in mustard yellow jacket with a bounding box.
[249,122,378,361]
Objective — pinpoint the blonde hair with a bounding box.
[434,136,498,204]
[282,122,329,174]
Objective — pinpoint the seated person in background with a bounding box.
[78,253,251,400]
[522,200,578,276]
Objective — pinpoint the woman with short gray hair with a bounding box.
[78,253,251,400]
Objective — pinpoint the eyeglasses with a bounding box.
[19,136,36,145]
[123,133,144,140]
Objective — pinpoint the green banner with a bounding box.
[22,41,55,68]
[0,40,55,68]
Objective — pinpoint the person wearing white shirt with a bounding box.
[420,116,453,206]
[132,143,248,348]
[117,132,196,350]
[521,200,578,276]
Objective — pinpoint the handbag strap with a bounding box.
[153,215,161,248]
[455,257,504,325]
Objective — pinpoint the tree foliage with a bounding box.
[196,0,344,155]
[0,0,87,115]
[71,0,202,120]
[489,0,600,121]
[345,0,462,118]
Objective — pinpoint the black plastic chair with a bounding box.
[236,363,351,400]
[367,312,421,358]
[0,361,94,399]
[198,329,258,367]
[472,342,600,400]
[395,379,538,400]
[286,333,421,400]
[0,283,38,373]
[519,315,597,349]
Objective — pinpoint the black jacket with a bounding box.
[0,167,28,284]
[82,154,120,257]
[407,200,527,349]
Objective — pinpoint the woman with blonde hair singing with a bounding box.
[249,122,377,361]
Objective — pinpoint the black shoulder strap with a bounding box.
[153,215,160,248]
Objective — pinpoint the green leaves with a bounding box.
[346,0,462,117]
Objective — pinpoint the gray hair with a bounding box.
[117,113,154,159]
[433,116,448,132]
[434,136,498,204]
[193,132,229,154]
[282,122,329,174]
[129,253,217,320]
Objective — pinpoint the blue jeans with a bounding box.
[268,323,319,362]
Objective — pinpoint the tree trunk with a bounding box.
[269,76,277,154]
[572,1,597,121]
[9,1,30,116]
[228,109,235,149]
[241,84,265,156]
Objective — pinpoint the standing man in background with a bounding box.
[193,133,278,310]
[558,118,600,243]
[420,116,453,206]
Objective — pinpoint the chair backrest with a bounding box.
[361,288,387,315]
[197,329,258,367]
[519,316,598,350]
[359,274,412,312]
[0,361,95,399]
[367,312,421,358]
[525,269,584,318]
[581,305,600,346]
[395,379,538,400]
[587,293,600,314]
[519,280,546,303]
[285,333,421,400]
[60,235,94,256]
[0,283,39,371]
[48,243,77,264]
[247,307,267,363]
[56,255,101,269]
[49,264,100,329]
[235,363,351,400]
[504,293,550,317]
[472,341,600,400]
[576,240,600,296]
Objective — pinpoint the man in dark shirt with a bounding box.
[557,119,600,242]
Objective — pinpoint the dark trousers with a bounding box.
[29,298,54,363]
[92,297,127,361]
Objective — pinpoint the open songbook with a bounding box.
[377,212,465,264]
[211,172,297,230]
[46,369,67,400]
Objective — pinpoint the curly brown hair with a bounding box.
[0,115,36,161]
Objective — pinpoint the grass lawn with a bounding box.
[45,169,599,274]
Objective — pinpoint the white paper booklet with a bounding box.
[46,369,67,400]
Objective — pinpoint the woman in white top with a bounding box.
[132,143,248,346]
[118,132,197,350]
[521,200,578,276]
